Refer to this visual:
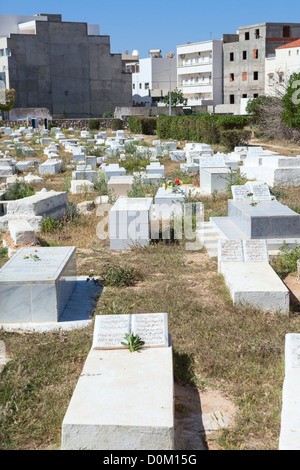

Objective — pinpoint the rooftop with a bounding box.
[277,38,300,49]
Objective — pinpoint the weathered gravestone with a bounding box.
[61,312,174,450]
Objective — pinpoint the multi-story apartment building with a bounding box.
[131,50,177,106]
[176,40,223,106]
[223,23,300,105]
[0,13,132,117]
[265,39,300,96]
[122,50,139,74]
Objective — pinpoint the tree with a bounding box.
[281,72,300,129]
[0,88,16,112]
[164,88,187,107]
[245,95,271,123]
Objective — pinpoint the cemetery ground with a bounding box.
[0,128,300,450]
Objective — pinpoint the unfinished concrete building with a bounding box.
[223,23,300,105]
[0,14,132,117]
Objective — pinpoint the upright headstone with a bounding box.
[243,240,269,262]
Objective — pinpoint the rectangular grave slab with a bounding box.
[107,176,134,198]
[0,190,68,231]
[154,187,185,219]
[70,180,95,194]
[168,150,186,161]
[8,219,35,246]
[146,163,165,177]
[39,159,61,175]
[199,155,226,168]
[220,260,289,314]
[228,200,300,239]
[0,247,77,323]
[200,167,230,194]
[104,165,126,182]
[61,313,174,450]
[72,170,99,183]
[109,197,153,250]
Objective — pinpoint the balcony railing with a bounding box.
[178,59,212,67]
[179,81,212,87]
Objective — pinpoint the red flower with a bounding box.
[174,179,180,184]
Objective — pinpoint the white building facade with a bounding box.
[265,39,300,97]
[176,39,223,106]
[132,50,177,106]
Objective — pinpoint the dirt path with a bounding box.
[250,140,300,154]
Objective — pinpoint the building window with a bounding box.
[133,84,135,89]
[243,51,247,60]
[253,94,259,98]
[230,52,234,61]
[283,25,290,37]
[253,71,259,80]
[0,49,5,57]
[145,83,149,89]
[242,94,248,98]
[139,83,142,89]
[230,73,235,82]
[242,72,247,81]
[245,32,250,40]
[6,49,11,56]
[229,94,235,104]
[268,74,274,85]
[278,72,284,84]
[253,49,258,59]
[255,29,260,39]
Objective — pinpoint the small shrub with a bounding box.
[221,129,252,152]
[111,119,124,131]
[4,181,35,200]
[222,169,248,196]
[40,215,59,233]
[0,246,8,258]
[127,174,162,198]
[101,264,142,287]
[217,115,249,130]
[103,112,114,118]
[88,119,100,131]
[271,243,300,279]
[63,202,81,226]
[128,116,157,135]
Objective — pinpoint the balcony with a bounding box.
[178,58,212,67]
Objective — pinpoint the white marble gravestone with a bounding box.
[92,313,169,350]
[61,312,174,450]
[0,247,77,324]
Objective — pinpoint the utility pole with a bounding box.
[166,51,175,116]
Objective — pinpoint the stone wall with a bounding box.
[115,105,208,119]
[0,117,129,131]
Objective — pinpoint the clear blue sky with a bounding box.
[1,0,300,58]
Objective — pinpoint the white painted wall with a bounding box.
[0,15,47,38]
[132,57,177,105]
[265,43,300,96]
[177,39,223,106]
